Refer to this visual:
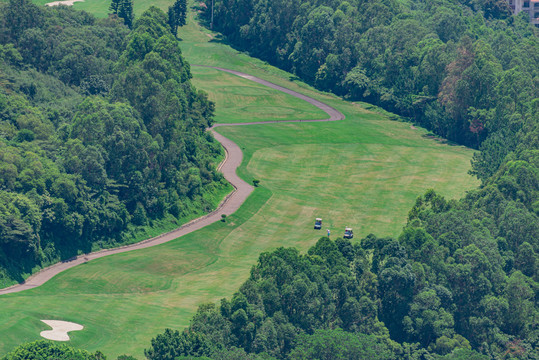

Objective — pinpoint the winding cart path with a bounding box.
[0,67,344,295]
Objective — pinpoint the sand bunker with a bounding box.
[45,0,84,7]
[40,320,84,341]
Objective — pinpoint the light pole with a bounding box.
[211,0,214,29]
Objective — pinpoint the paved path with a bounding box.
[0,67,344,295]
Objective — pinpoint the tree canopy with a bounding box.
[0,3,227,287]
[2,340,105,360]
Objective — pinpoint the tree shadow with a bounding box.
[421,133,459,146]
[289,75,302,82]
[208,34,227,44]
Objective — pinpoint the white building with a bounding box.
[507,0,539,27]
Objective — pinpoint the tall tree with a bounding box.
[167,0,187,37]
[109,0,121,14]
[117,0,134,29]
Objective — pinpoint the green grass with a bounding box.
[219,123,476,238]
[191,67,327,123]
[0,2,480,358]
[0,188,273,357]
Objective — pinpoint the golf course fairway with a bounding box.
[0,2,479,358]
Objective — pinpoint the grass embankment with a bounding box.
[0,1,479,358]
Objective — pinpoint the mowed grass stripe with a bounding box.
[239,141,474,238]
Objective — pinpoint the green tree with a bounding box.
[0,0,225,289]
[429,335,471,356]
[145,329,212,360]
[117,0,134,29]
[503,271,536,336]
[132,202,148,226]
[440,348,489,360]
[109,0,121,14]
[167,0,187,37]
[5,0,43,42]
[403,288,455,346]
[378,252,416,340]
[2,340,104,360]
[289,329,395,360]
[515,242,537,279]
[482,0,511,19]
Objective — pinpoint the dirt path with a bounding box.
[0,67,344,295]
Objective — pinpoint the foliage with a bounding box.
[168,0,188,37]
[117,0,134,29]
[0,3,227,287]
[109,0,121,15]
[109,0,134,28]
[1,340,105,360]
[145,329,213,360]
[288,329,396,360]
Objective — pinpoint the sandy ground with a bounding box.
[40,320,84,341]
[46,0,84,6]
[0,66,344,296]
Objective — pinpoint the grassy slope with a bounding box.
[0,2,479,358]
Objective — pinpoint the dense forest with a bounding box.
[0,1,229,287]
